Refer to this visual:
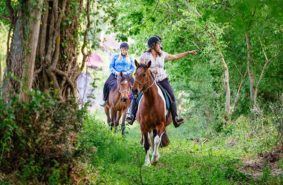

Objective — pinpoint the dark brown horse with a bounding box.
[104,72,132,135]
[133,60,172,166]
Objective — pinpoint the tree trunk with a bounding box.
[245,32,258,112]
[219,51,231,120]
[208,30,231,120]
[2,14,24,101]
[3,0,85,101]
[20,0,44,102]
[231,70,247,114]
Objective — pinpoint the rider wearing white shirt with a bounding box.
[127,36,197,127]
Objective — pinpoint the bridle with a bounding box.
[118,79,131,94]
[114,78,131,107]
[134,67,156,93]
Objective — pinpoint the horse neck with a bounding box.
[143,82,159,103]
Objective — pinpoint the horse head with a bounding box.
[133,60,154,92]
[117,72,131,102]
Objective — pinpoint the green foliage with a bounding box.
[48,161,65,185]
[83,2,283,182]
[0,90,87,183]
[20,159,42,182]
[77,0,118,50]
[78,115,143,165]
[106,0,283,135]
[77,115,144,184]
[0,95,19,162]
[1,0,282,183]
[269,101,283,143]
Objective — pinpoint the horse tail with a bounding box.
[160,131,170,147]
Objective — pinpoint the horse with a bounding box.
[133,60,172,166]
[104,72,132,135]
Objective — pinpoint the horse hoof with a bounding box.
[151,155,159,164]
[122,132,127,137]
[143,162,151,167]
[151,160,158,166]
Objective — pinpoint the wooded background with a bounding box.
[0,0,282,184]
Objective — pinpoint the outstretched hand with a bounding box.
[189,50,198,55]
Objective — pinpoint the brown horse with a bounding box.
[104,72,132,135]
[133,60,172,166]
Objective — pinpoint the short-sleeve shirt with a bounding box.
[140,51,168,82]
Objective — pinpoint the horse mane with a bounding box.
[137,63,148,69]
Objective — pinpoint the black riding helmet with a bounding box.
[120,42,129,49]
[153,35,162,42]
[147,36,161,48]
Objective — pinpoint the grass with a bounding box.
[77,112,282,185]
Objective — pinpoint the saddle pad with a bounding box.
[136,85,171,110]
[157,84,171,110]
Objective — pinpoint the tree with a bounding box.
[0,0,92,181]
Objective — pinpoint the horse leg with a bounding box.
[142,132,151,166]
[149,131,154,154]
[151,123,165,164]
[110,109,116,131]
[115,111,123,133]
[121,110,127,136]
[104,106,111,126]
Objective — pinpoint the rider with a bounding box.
[101,42,135,106]
[126,36,197,127]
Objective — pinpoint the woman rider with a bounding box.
[101,42,135,106]
[126,36,197,127]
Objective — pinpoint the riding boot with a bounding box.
[121,122,126,136]
[171,102,184,128]
[101,82,109,107]
[126,90,138,125]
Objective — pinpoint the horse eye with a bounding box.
[143,74,146,77]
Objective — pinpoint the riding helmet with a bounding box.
[120,42,129,49]
[147,36,161,48]
[153,35,162,42]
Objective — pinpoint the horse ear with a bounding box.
[135,59,139,68]
[147,61,151,68]
[120,71,123,77]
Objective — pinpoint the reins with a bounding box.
[113,77,131,107]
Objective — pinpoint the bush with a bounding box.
[0,90,87,183]
[270,101,283,143]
